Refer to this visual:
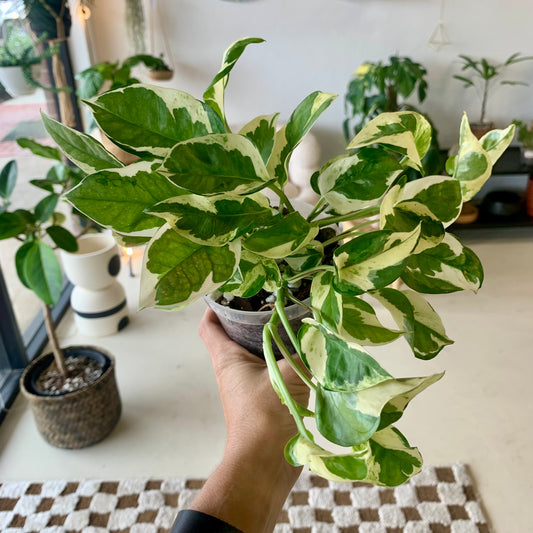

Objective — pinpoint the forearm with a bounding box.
[189,441,301,533]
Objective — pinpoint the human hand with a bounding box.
[190,308,310,532]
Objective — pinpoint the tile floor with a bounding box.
[0,225,532,533]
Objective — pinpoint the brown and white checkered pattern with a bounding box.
[0,464,490,533]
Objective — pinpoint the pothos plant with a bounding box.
[41,37,514,487]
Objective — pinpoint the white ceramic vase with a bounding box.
[0,65,39,97]
[61,234,129,337]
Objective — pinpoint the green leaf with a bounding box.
[22,241,63,305]
[85,85,225,158]
[267,91,337,186]
[46,225,78,252]
[15,242,33,289]
[148,192,275,246]
[347,111,432,172]
[479,123,515,165]
[0,160,17,199]
[298,319,391,391]
[0,211,27,239]
[284,240,324,273]
[239,113,279,165]
[315,373,443,446]
[159,133,272,195]
[113,232,153,248]
[373,287,454,359]
[42,113,123,174]
[66,161,184,235]
[311,272,403,346]
[317,147,403,215]
[333,226,421,293]
[243,211,319,259]
[401,233,484,294]
[140,225,240,309]
[16,137,61,161]
[203,37,265,128]
[34,194,59,223]
[286,426,423,486]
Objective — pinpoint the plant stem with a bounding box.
[274,288,305,360]
[42,303,67,377]
[268,184,295,213]
[481,79,489,124]
[322,219,377,247]
[306,197,327,222]
[315,206,380,227]
[285,265,335,285]
[263,316,308,437]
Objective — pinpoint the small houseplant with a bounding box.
[43,37,514,485]
[0,21,58,97]
[0,141,122,448]
[454,53,533,138]
[344,55,444,177]
[512,119,533,163]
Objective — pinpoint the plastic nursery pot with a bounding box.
[204,292,311,359]
[60,233,129,337]
[20,346,121,449]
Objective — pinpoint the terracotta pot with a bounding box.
[470,122,494,140]
[20,346,121,449]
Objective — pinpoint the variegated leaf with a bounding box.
[85,84,225,158]
[243,211,319,258]
[380,176,462,253]
[267,92,337,186]
[66,161,185,235]
[372,287,453,360]
[449,114,492,202]
[316,373,443,446]
[311,271,402,346]
[479,123,515,165]
[285,426,423,486]
[239,113,279,165]
[140,224,240,309]
[317,147,403,215]
[284,240,324,273]
[402,233,483,294]
[147,192,275,246]
[203,37,265,128]
[298,319,391,391]
[158,133,272,195]
[220,249,281,297]
[347,111,432,172]
[333,226,421,293]
[42,113,123,174]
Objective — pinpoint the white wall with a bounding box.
[80,0,533,161]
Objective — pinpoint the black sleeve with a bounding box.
[170,510,244,533]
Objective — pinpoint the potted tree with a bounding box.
[454,53,533,138]
[43,37,514,484]
[0,141,122,449]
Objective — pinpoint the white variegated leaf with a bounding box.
[239,113,279,165]
[480,123,515,165]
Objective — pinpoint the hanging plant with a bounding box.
[125,0,146,54]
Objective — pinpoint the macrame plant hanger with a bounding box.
[148,0,174,80]
[428,0,451,51]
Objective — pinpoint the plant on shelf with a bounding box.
[454,53,533,136]
[344,55,444,177]
[76,54,173,100]
[0,21,58,97]
[512,119,533,162]
[43,37,514,485]
[0,139,122,449]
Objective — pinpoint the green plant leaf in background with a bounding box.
[66,161,185,235]
[85,84,225,158]
[267,91,337,186]
[46,225,78,252]
[243,211,319,258]
[22,241,62,305]
[140,225,240,309]
[0,211,27,240]
[347,111,432,172]
[159,133,272,195]
[42,113,123,174]
[0,160,17,200]
[203,37,265,129]
[34,194,59,223]
[401,233,484,294]
[148,192,275,246]
[372,287,453,360]
[16,137,61,161]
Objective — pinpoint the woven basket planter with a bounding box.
[20,346,121,449]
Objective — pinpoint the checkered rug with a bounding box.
[0,464,491,532]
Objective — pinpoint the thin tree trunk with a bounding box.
[42,303,67,377]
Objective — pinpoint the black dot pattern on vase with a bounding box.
[108,254,121,276]
[118,316,129,331]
